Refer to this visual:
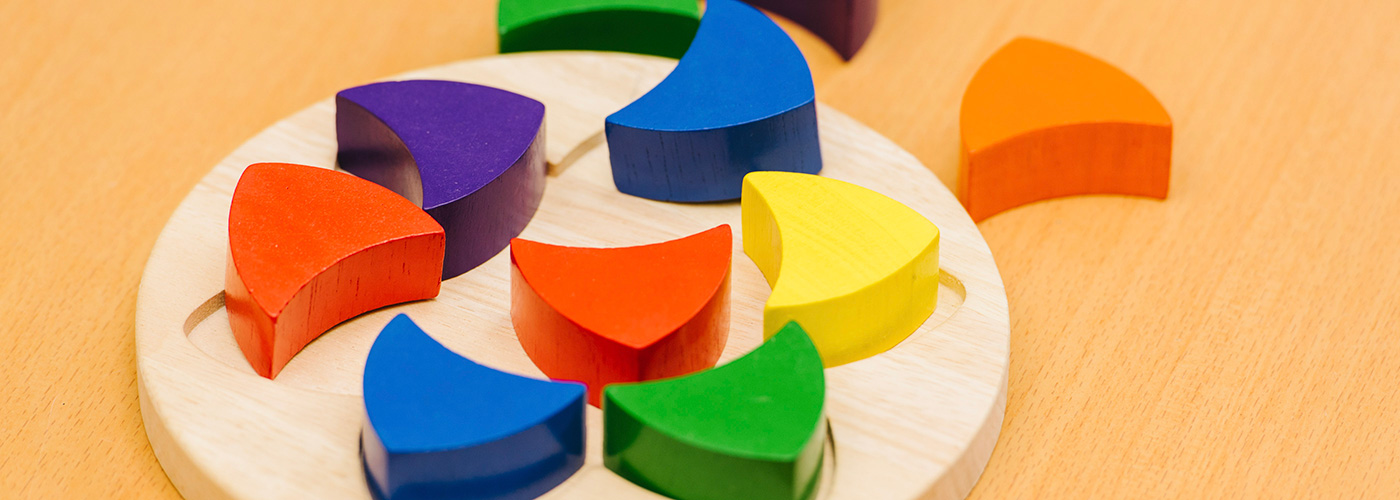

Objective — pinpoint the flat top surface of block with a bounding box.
[960,37,1171,152]
[364,314,584,453]
[511,225,731,349]
[498,0,699,29]
[228,162,443,314]
[337,80,545,209]
[606,0,813,131]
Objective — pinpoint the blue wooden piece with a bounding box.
[604,0,821,202]
[361,314,585,500]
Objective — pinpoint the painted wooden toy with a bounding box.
[605,0,820,202]
[363,314,586,500]
[136,53,1009,500]
[959,37,1172,222]
[337,80,547,278]
[604,321,826,500]
[742,171,940,367]
[510,225,731,407]
[497,0,700,58]
[225,162,445,379]
[743,0,877,60]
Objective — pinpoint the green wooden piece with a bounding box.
[603,321,826,500]
[497,0,701,59]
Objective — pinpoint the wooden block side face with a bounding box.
[362,315,586,500]
[603,322,826,500]
[225,163,445,378]
[510,226,732,406]
[605,0,821,202]
[741,172,940,367]
[336,80,548,278]
[498,6,700,59]
[960,123,1172,221]
[958,37,1172,221]
[743,0,878,60]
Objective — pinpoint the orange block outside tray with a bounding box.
[510,225,732,406]
[959,37,1173,222]
[226,163,445,378]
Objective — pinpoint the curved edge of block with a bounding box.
[225,163,445,379]
[498,1,701,59]
[335,80,549,279]
[361,314,586,500]
[509,225,732,406]
[958,37,1173,222]
[604,0,821,202]
[745,0,878,60]
[602,321,827,500]
[741,171,940,368]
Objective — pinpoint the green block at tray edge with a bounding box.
[603,321,827,500]
[498,0,701,59]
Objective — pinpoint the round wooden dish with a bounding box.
[135,52,1010,500]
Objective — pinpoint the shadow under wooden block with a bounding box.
[498,0,701,59]
[225,163,444,379]
[604,321,826,500]
[362,314,586,500]
[959,37,1172,222]
[337,80,547,279]
[510,225,731,407]
[606,0,820,202]
[741,171,940,368]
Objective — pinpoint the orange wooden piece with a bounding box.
[226,163,445,378]
[959,37,1173,222]
[509,225,732,406]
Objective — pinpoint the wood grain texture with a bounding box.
[134,53,1005,500]
[4,0,1400,499]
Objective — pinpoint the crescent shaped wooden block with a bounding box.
[603,321,826,500]
[362,314,586,500]
[741,171,939,367]
[497,0,701,58]
[605,0,821,202]
[225,163,445,379]
[743,0,876,60]
[959,37,1172,222]
[510,225,732,407]
[337,80,547,279]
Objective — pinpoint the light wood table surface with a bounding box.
[3,0,1397,498]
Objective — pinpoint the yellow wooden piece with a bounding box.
[741,172,941,367]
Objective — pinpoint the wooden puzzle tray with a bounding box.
[135,52,1010,500]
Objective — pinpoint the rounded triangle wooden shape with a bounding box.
[741,171,939,368]
[225,163,445,379]
[605,0,821,202]
[959,37,1173,222]
[336,80,548,279]
[603,321,826,500]
[497,0,701,59]
[362,314,586,500]
[510,225,732,407]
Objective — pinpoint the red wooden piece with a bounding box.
[510,225,732,406]
[226,163,445,378]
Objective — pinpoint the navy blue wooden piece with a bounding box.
[361,314,585,500]
[605,0,822,202]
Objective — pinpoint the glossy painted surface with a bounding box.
[742,171,939,367]
[510,225,731,406]
[743,0,877,60]
[604,322,826,500]
[605,0,820,201]
[337,80,547,278]
[362,315,586,500]
[225,163,444,378]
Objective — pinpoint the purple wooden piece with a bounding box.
[336,80,547,280]
[743,0,877,60]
